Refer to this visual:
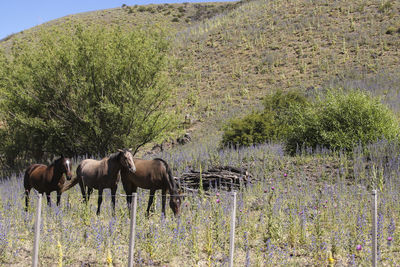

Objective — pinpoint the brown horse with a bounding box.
[24,155,73,211]
[120,158,182,217]
[64,149,136,215]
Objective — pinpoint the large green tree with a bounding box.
[0,24,174,164]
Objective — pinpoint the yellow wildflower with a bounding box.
[106,249,113,266]
[57,240,63,267]
[327,251,335,265]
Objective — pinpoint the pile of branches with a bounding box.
[176,166,253,192]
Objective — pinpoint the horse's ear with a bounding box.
[179,188,184,196]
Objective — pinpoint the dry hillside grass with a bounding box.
[1,0,400,142]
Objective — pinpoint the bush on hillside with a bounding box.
[221,89,308,147]
[285,89,400,154]
[222,88,400,153]
[222,112,276,147]
[262,89,309,140]
[0,24,174,164]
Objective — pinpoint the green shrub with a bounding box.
[0,24,175,164]
[221,89,308,147]
[285,89,400,154]
[221,112,276,147]
[262,89,309,139]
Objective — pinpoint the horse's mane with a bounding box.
[108,152,120,161]
[154,158,178,194]
[49,156,63,167]
[109,149,133,162]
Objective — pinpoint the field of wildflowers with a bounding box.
[0,0,399,265]
[0,138,400,266]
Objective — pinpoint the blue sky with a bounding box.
[0,0,223,40]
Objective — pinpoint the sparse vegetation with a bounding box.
[1,0,400,265]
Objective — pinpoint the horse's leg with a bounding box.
[125,185,137,210]
[146,189,156,217]
[46,192,51,207]
[78,178,87,203]
[56,190,61,206]
[96,189,103,215]
[111,186,117,217]
[25,188,31,212]
[87,187,93,202]
[161,189,167,217]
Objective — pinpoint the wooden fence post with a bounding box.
[372,190,377,267]
[229,191,237,267]
[128,193,138,267]
[32,193,42,267]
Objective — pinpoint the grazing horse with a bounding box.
[24,155,72,211]
[120,158,182,217]
[65,149,136,215]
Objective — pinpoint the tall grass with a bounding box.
[0,140,400,265]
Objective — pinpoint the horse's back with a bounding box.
[122,159,167,190]
[24,164,47,190]
[79,159,100,186]
[80,159,101,172]
[79,158,117,189]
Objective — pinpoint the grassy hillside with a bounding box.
[0,2,239,45]
[2,0,400,146]
[1,1,400,265]
[173,0,400,122]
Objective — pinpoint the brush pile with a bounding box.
[176,166,253,192]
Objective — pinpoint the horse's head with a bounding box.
[169,192,183,217]
[118,149,136,173]
[57,155,73,180]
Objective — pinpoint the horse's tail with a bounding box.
[23,166,32,190]
[155,158,178,193]
[24,164,39,190]
[61,176,79,193]
[61,164,81,193]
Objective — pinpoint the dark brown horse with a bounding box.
[24,155,73,211]
[120,158,182,217]
[64,149,136,215]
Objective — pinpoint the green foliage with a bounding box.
[286,89,400,154]
[0,24,174,163]
[385,26,400,35]
[262,89,309,140]
[222,88,400,154]
[221,111,276,147]
[221,89,308,147]
[378,0,393,13]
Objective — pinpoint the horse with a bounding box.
[24,155,73,211]
[63,149,136,215]
[120,158,182,217]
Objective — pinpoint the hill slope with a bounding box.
[2,0,400,146]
